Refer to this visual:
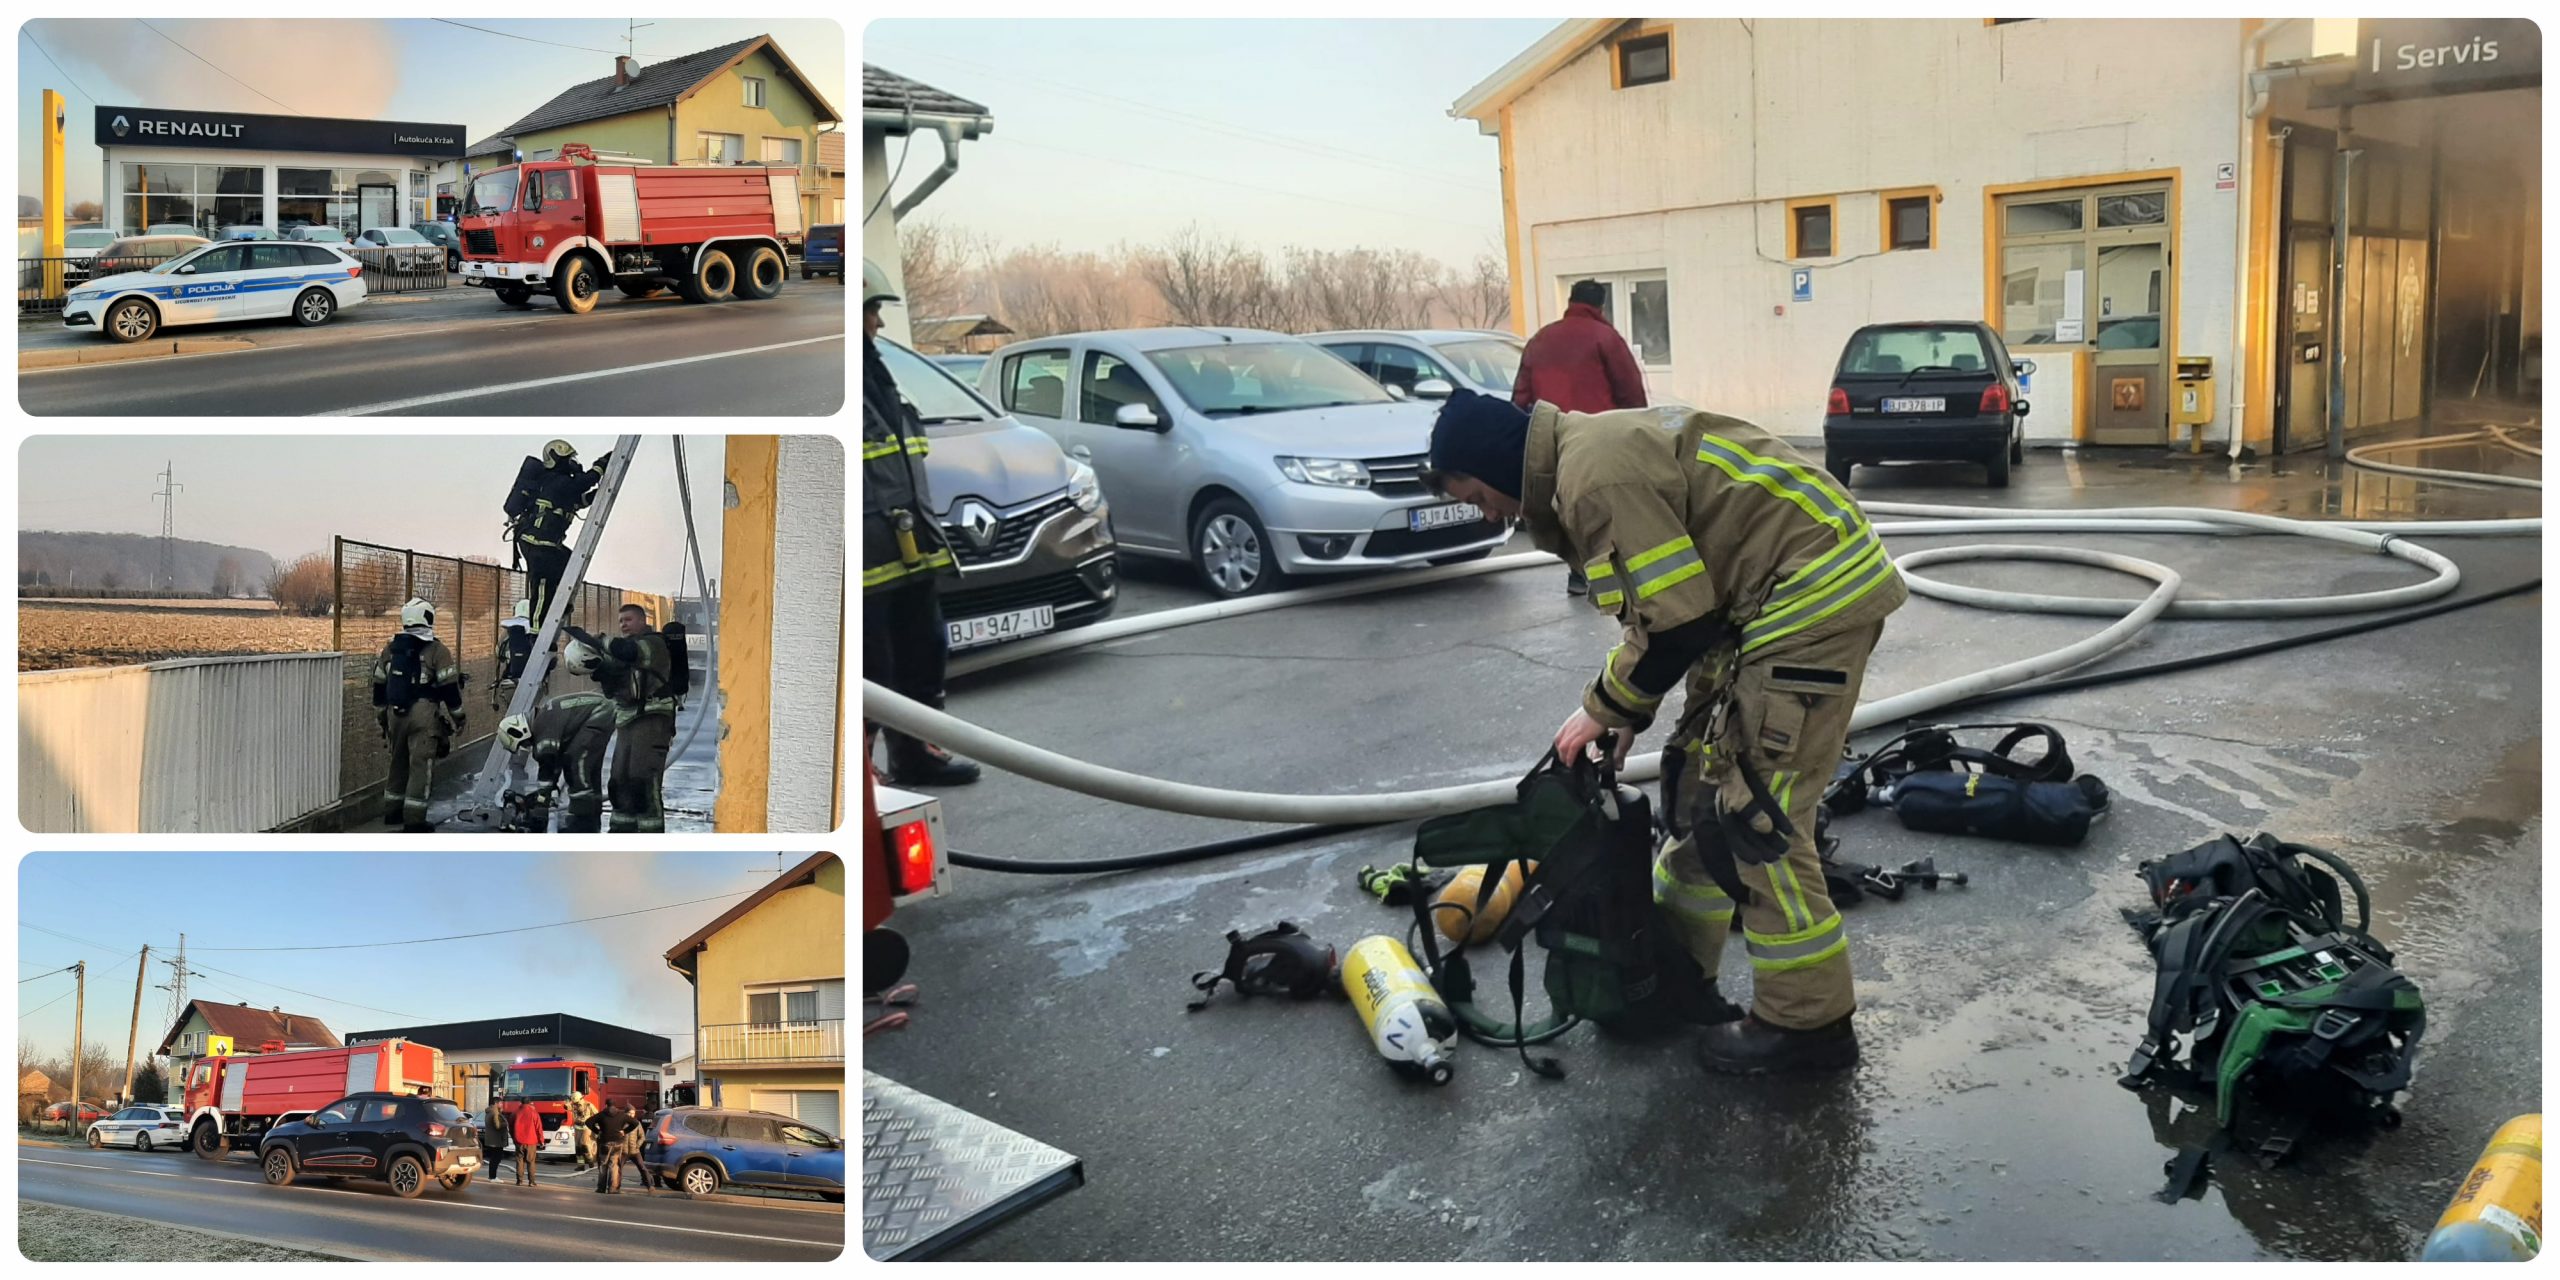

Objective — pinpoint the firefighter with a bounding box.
[1423,389,1906,1075]
[566,604,677,833]
[864,259,980,786]
[505,441,608,627]
[370,597,464,832]
[496,598,536,695]
[567,1089,599,1172]
[496,690,616,832]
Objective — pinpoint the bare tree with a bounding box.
[989,245,1141,338]
[266,552,334,618]
[211,555,245,598]
[1438,254,1513,331]
[69,200,101,222]
[897,218,993,326]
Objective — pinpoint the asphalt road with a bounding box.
[16,286,844,417]
[18,1146,844,1262]
[868,442,2542,1262]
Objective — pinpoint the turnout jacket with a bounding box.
[566,626,677,724]
[1518,403,1907,733]
[505,453,605,549]
[524,692,617,764]
[863,336,956,594]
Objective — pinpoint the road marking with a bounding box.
[321,333,845,415]
[20,1153,841,1249]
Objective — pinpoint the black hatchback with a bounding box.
[258,1092,481,1199]
[1822,321,2033,488]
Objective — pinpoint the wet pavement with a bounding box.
[864,440,2540,1262]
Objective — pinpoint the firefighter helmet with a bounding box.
[399,597,435,629]
[863,258,900,308]
[563,637,601,675]
[497,714,533,754]
[543,439,577,462]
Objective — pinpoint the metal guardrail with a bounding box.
[698,1020,845,1066]
[343,244,452,293]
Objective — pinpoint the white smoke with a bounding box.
[36,19,402,119]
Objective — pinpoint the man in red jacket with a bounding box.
[1513,279,1650,594]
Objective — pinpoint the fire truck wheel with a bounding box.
[678,1159,723,1198]
[617,281,663,300]
[739,246,786,300]
[262,1147,297,1187]
[682,250,737,304]
[192,1121,224,1159]
[555,257,601,315]
[495,285,534,308]
[387,1153,428,1199]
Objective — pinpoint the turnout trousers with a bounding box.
[607,713,676,833]
[1652,621,1884,1030]
[381,702,444,829]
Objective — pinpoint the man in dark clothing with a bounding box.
[864,259,981,788]
[566,604,678,833]
[1513,279,1652,596]
[505,441,608,626]
[478,1096,507,1181]
[509,1098,545,1186]
[592,1101,634,1192]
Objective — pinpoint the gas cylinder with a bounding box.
[1431,862,1538,946]
[2423,1114,2541,1261]
[1339,935,1456,1085]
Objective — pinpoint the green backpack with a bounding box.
[1405,752,1707,1079]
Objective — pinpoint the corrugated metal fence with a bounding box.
[331,537,672,812]
[20,653,344,833]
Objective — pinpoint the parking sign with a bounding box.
[1791,269,1812,303]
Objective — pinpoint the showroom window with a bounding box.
[277,167,400,237]
[122,163,264,236]
[1559,270,1674,369]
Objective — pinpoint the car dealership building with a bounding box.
[94,104,464,240]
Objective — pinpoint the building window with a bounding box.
[1992,182,2173,350]
[760,136,803,166]
[276,168,398,238]
[1614,29,1673,88]
[747,983,821,1028]
[1883,188,1938,252]
[120,163,265,237]
[698,132,745,165]
[741,75,767,109]
[1561,269,1674,369]
[1788,197,1838,259]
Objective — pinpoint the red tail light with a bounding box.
[425,1122,447,1139]
[894,820,935,894]
[1827,387,1851,416]
[346,266,363,278]
[1979,383,2012,415]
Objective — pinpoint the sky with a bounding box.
[17,18,848,206]
[861,19,1553,267]
[18,435,737,595]
[16,851,826,1068]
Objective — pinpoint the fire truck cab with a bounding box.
[496,1057,656,1158]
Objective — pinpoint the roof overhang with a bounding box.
[1450,18,1626,135]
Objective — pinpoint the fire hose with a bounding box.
[868,501,2536,832]
[2344,420,2542,491]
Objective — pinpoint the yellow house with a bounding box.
[454,34,843,231]
[663,852,846,1135]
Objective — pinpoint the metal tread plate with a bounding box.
[863,1071,1082,1261]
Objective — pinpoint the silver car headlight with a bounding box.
[1067,460,1103,513]
[1276,456,1372,489]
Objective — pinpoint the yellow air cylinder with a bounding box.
[2423,1114,2541,1261]
[1339,935,1455,1085]
[1431,863,1537,946]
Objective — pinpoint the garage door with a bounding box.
[750,1089,842,1137]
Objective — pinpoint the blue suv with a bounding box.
[802,224,843,281]
[641,1107,844,1202]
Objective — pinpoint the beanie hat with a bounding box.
[1427,388,1532,499]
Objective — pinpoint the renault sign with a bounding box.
[94,105,465,157]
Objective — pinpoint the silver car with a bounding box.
[88,1104,188,1152]
[1307,329,1525,401]
[978,328,1511,598]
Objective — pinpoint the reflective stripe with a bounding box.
[864,549,956,589]
[1601,646,1660,710]
[1694,435,1859,537]
[1752,541,1890,633]
[904,436,931,457]
[1742,549,1895,653]
[1766,526,1881,610]
[1769,856,1814,931]
[1622,536,1696,572]
[1626,538,1706,600]
[1593,587,1625,609]
[1745,913,1848,972]
[863,438,900,460]
[1584,552,1618,575]
[1653,860,1736,923]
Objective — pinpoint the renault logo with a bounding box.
[111,115,129,138]
[956,501,1000,549]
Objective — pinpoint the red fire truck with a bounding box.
[182,1039,445,1159]
[455,142,802,314]
[495,1058,659,1159]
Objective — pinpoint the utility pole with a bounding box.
[123,945,151,1106]
[68,961,86,1133]
[152,461,183,593]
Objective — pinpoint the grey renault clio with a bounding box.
[874,336,1119,651]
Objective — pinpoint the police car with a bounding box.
[63,239,368,343]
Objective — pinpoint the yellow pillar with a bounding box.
[715,436,778,833]
[41,89,66,300]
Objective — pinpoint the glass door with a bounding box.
[2086,189,2172,446]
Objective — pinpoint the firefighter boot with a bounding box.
[886,732,982,787]
[1694,1013,1859,1076]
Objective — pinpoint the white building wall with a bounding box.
[861,129,910,345]
[768,434,846,833]
[1505,18,2247,441]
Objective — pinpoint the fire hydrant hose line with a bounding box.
[2344,426,2544,491]
[865,501,2540,842]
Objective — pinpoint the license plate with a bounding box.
[456,1156,478,1169]
[1407,503,1482,532]
[1881,397,1946,414]
[948,606,1055,650]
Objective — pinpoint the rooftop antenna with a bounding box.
[625,19,654,60]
